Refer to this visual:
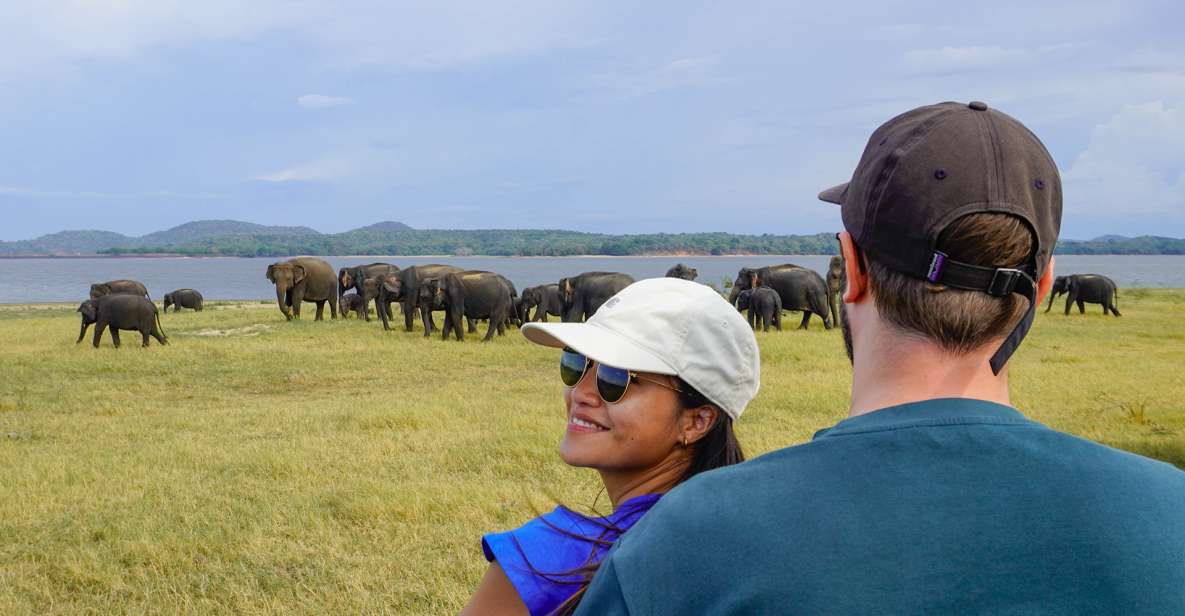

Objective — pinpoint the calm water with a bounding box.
[1,255,1182,303]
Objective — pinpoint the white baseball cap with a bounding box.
[521,277,760,420]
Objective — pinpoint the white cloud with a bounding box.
[297,94,354,110]
[1064,100,1185,216]
[0,2,604,81]
[253,158,355,183]
[585,55,724,99]
[901,44,1072,74]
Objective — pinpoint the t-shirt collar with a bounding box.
[813,397,1032,440]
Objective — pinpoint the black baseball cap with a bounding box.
[819,101,1062,374]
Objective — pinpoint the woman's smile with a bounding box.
[567,413,609,433]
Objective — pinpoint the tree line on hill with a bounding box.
[3,219,1183,257]
[97,229,842,257]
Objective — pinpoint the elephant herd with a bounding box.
[274,257,646,342]
[71,261,1125,349]
[275,257,836,339]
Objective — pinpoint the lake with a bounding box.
[1,255,1182,303]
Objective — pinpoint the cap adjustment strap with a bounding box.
[924,251,1038,375]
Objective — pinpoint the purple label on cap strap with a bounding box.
[927,252,946,282]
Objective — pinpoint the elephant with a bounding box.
[90,279,149,300]
[728,264,832,330]
[390,264,465,335]
[77,294,167,348]
[666,263,698,281]
[422,271,513,342]
[339,293,369,319]
[163,288,203,313]
[355,276,387,322]
[559,272,636,322]
[338,263,399,320]
[737,287,783,332]
[266,257,338,321]
[376,272,405,329]
[1046,274,1121,316]
[825,256,844,328]
[521,284,564,322]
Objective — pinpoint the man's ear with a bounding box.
[838,231,867,304]
[1035,256,1055,306]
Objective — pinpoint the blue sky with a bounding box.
[1,1,1183,241]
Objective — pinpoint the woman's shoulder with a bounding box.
[482,494,660,564]
[480,495,662,613]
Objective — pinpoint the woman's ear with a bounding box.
[681,405,720,446]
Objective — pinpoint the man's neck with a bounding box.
[849,325,1011,418]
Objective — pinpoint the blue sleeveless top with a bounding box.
[481,493,661,616]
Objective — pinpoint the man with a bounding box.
[574,102,1185,614]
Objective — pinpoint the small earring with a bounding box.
[681,435,689,448]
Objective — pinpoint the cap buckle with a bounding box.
[987,269,1022,297]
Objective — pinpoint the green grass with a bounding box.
[2,291,1184,613]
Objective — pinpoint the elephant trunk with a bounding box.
[275,286,292,319]
[1044,289,1056,313]
[727,284,740,306]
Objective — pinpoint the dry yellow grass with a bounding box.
[1,291,1183,613]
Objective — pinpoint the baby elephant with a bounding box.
[163,288,204,313]
[339,293,368,319]
[737,287,782,332]
[77,295,168,348]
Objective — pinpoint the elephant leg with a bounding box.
[110,328,122,348]
[799,311,811,330]
[421,306,437,337]
[1110,299,1122,317]
[93,321,107,348]
[467,317,477,334]
[1077,300,1085,314]
[774,311,782,331]
[1064,295,1073,315]
[141,329,151,347]
[314,300,325,321]
[403,302,415,332]
[291,290,304,319]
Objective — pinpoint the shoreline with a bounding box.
[0,253,839,260]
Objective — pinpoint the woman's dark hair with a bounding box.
[543,378,743,615]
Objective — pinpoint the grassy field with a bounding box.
[2,290,1183,614]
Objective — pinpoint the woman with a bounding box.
[461,277,761,616]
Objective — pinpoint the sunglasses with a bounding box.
[560,348,683,404]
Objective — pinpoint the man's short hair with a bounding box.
[866,212,1036,354]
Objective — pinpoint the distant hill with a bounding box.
[0,219,325,256]
[2,222,1183,257]
[345,221,415,233]
[138,220,321,246]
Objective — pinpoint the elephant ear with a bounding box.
[266,264,276,282]
[749,272,760,288]
[292,264,307,285]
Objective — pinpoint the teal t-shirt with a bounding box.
[575,398,1185,615]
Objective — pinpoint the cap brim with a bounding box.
[818,182,848,205]
[521,322,677,376]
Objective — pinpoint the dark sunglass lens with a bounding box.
[596,365,631,403]
[560,350,588,386]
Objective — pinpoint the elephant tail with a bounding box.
[154,305,167,340]
[1113,287,1119,309]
